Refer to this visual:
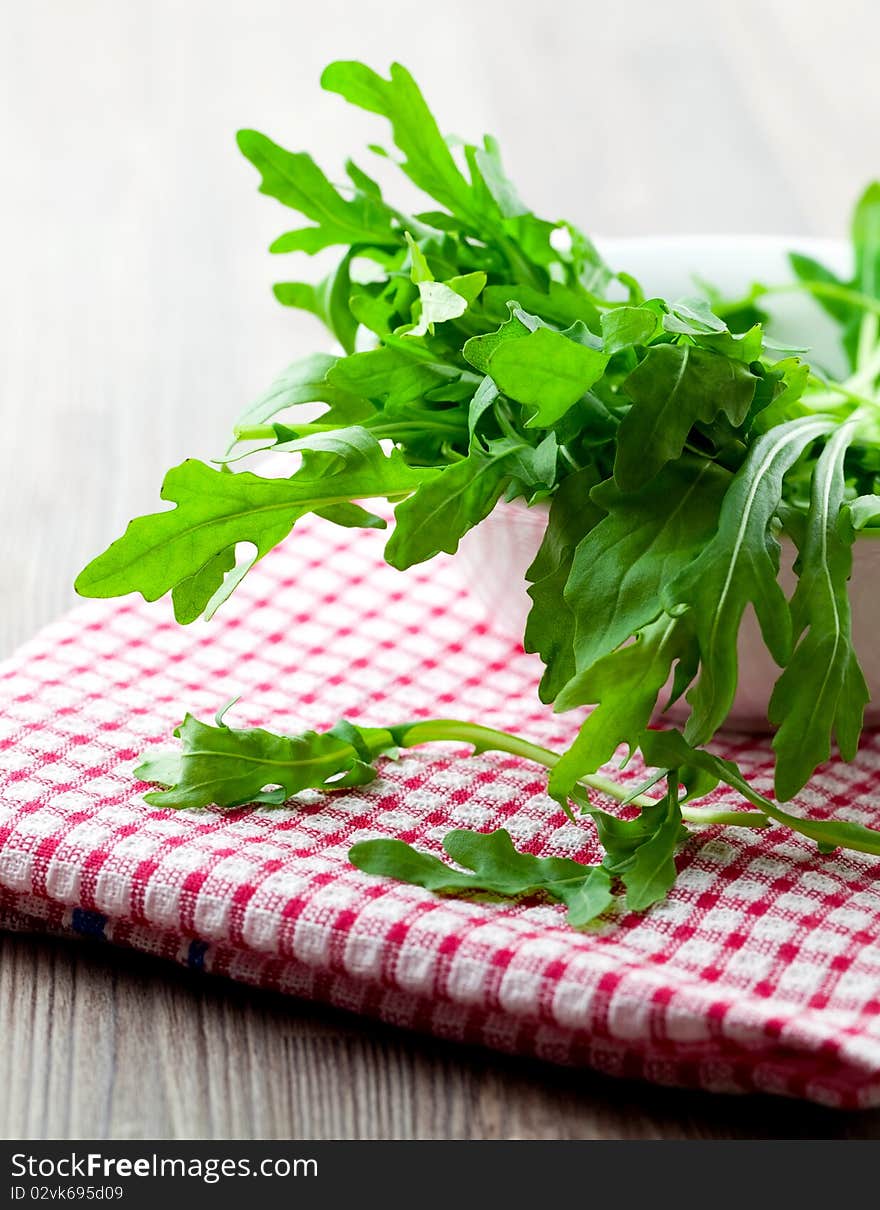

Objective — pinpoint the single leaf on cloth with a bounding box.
[486,326,609,428]
[75,432,436,614]
[583,799,677,873]
[233,353,373,431]
[564,458,729,677]
[236,129,396,253]
[664,415,836,745]
[769,424,869,800]
[524,467,604,703]
[137,713,399,809]
[615,344,758,490]
[548,617,694,805]
[350,829,613,927]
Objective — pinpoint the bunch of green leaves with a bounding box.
[76,60,880,923]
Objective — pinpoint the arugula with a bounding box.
[75,432,435,619]
[351,829,614,928]
[562,459,728,680]
[615,344,757,490]
[481,326,609,428]
[77,59,880,926]
[138,707,880,924]
[768,423,869,798]
[666,415,836,745]
[137,707,399,810]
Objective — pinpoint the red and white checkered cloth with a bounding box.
[2,515,880,1108]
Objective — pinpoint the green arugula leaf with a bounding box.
[524,468,604,703]
[467,377,499,441]
[853,182,880,301]
[402,237,487,337]
[615,344,758,490]
[600,303,663,353]
[789,252,855,326]
[471,135,526,219]
[385,442,518,569]
[350,828,613,927]
[321,61,480,224]
[769,423,869,799]
[639,728,880,857]
[136,711,399,809]
[846,494,880,530]
[409,281,472,336]
[662,296,728,335]
[619,783,685,911]
[486,327,609,428]
[75,432,435,614]
[171,548,236,626]
[548,617,693,805]
[665,416,836,743]
[274,251,358,353]
[482,283,600,332]
[233,353,373,432]
[565,459,729,676]
[462,304,536,374]
[237,129,396,252]
[326,346,455,406]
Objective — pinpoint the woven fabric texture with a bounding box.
[2,516,880,1108]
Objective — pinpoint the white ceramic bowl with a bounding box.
[454,236,880,732]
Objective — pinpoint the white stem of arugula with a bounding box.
[856,312,880,373]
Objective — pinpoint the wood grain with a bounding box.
[2,0,880,1139]
[2,931,879,1140]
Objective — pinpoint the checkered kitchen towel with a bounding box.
[3,515,880,1109]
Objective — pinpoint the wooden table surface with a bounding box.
[3,0,880,1139]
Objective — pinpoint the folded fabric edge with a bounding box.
[1,887,877,1112]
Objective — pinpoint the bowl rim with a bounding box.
[595,233,849,257]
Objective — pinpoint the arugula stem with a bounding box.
[856,312,880,372]
[394,718,770,828]
[398,717,656,806]
[233,419,467,446]
[234,422,333,441]
[721,280,880,318]
[679,806,770,828]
